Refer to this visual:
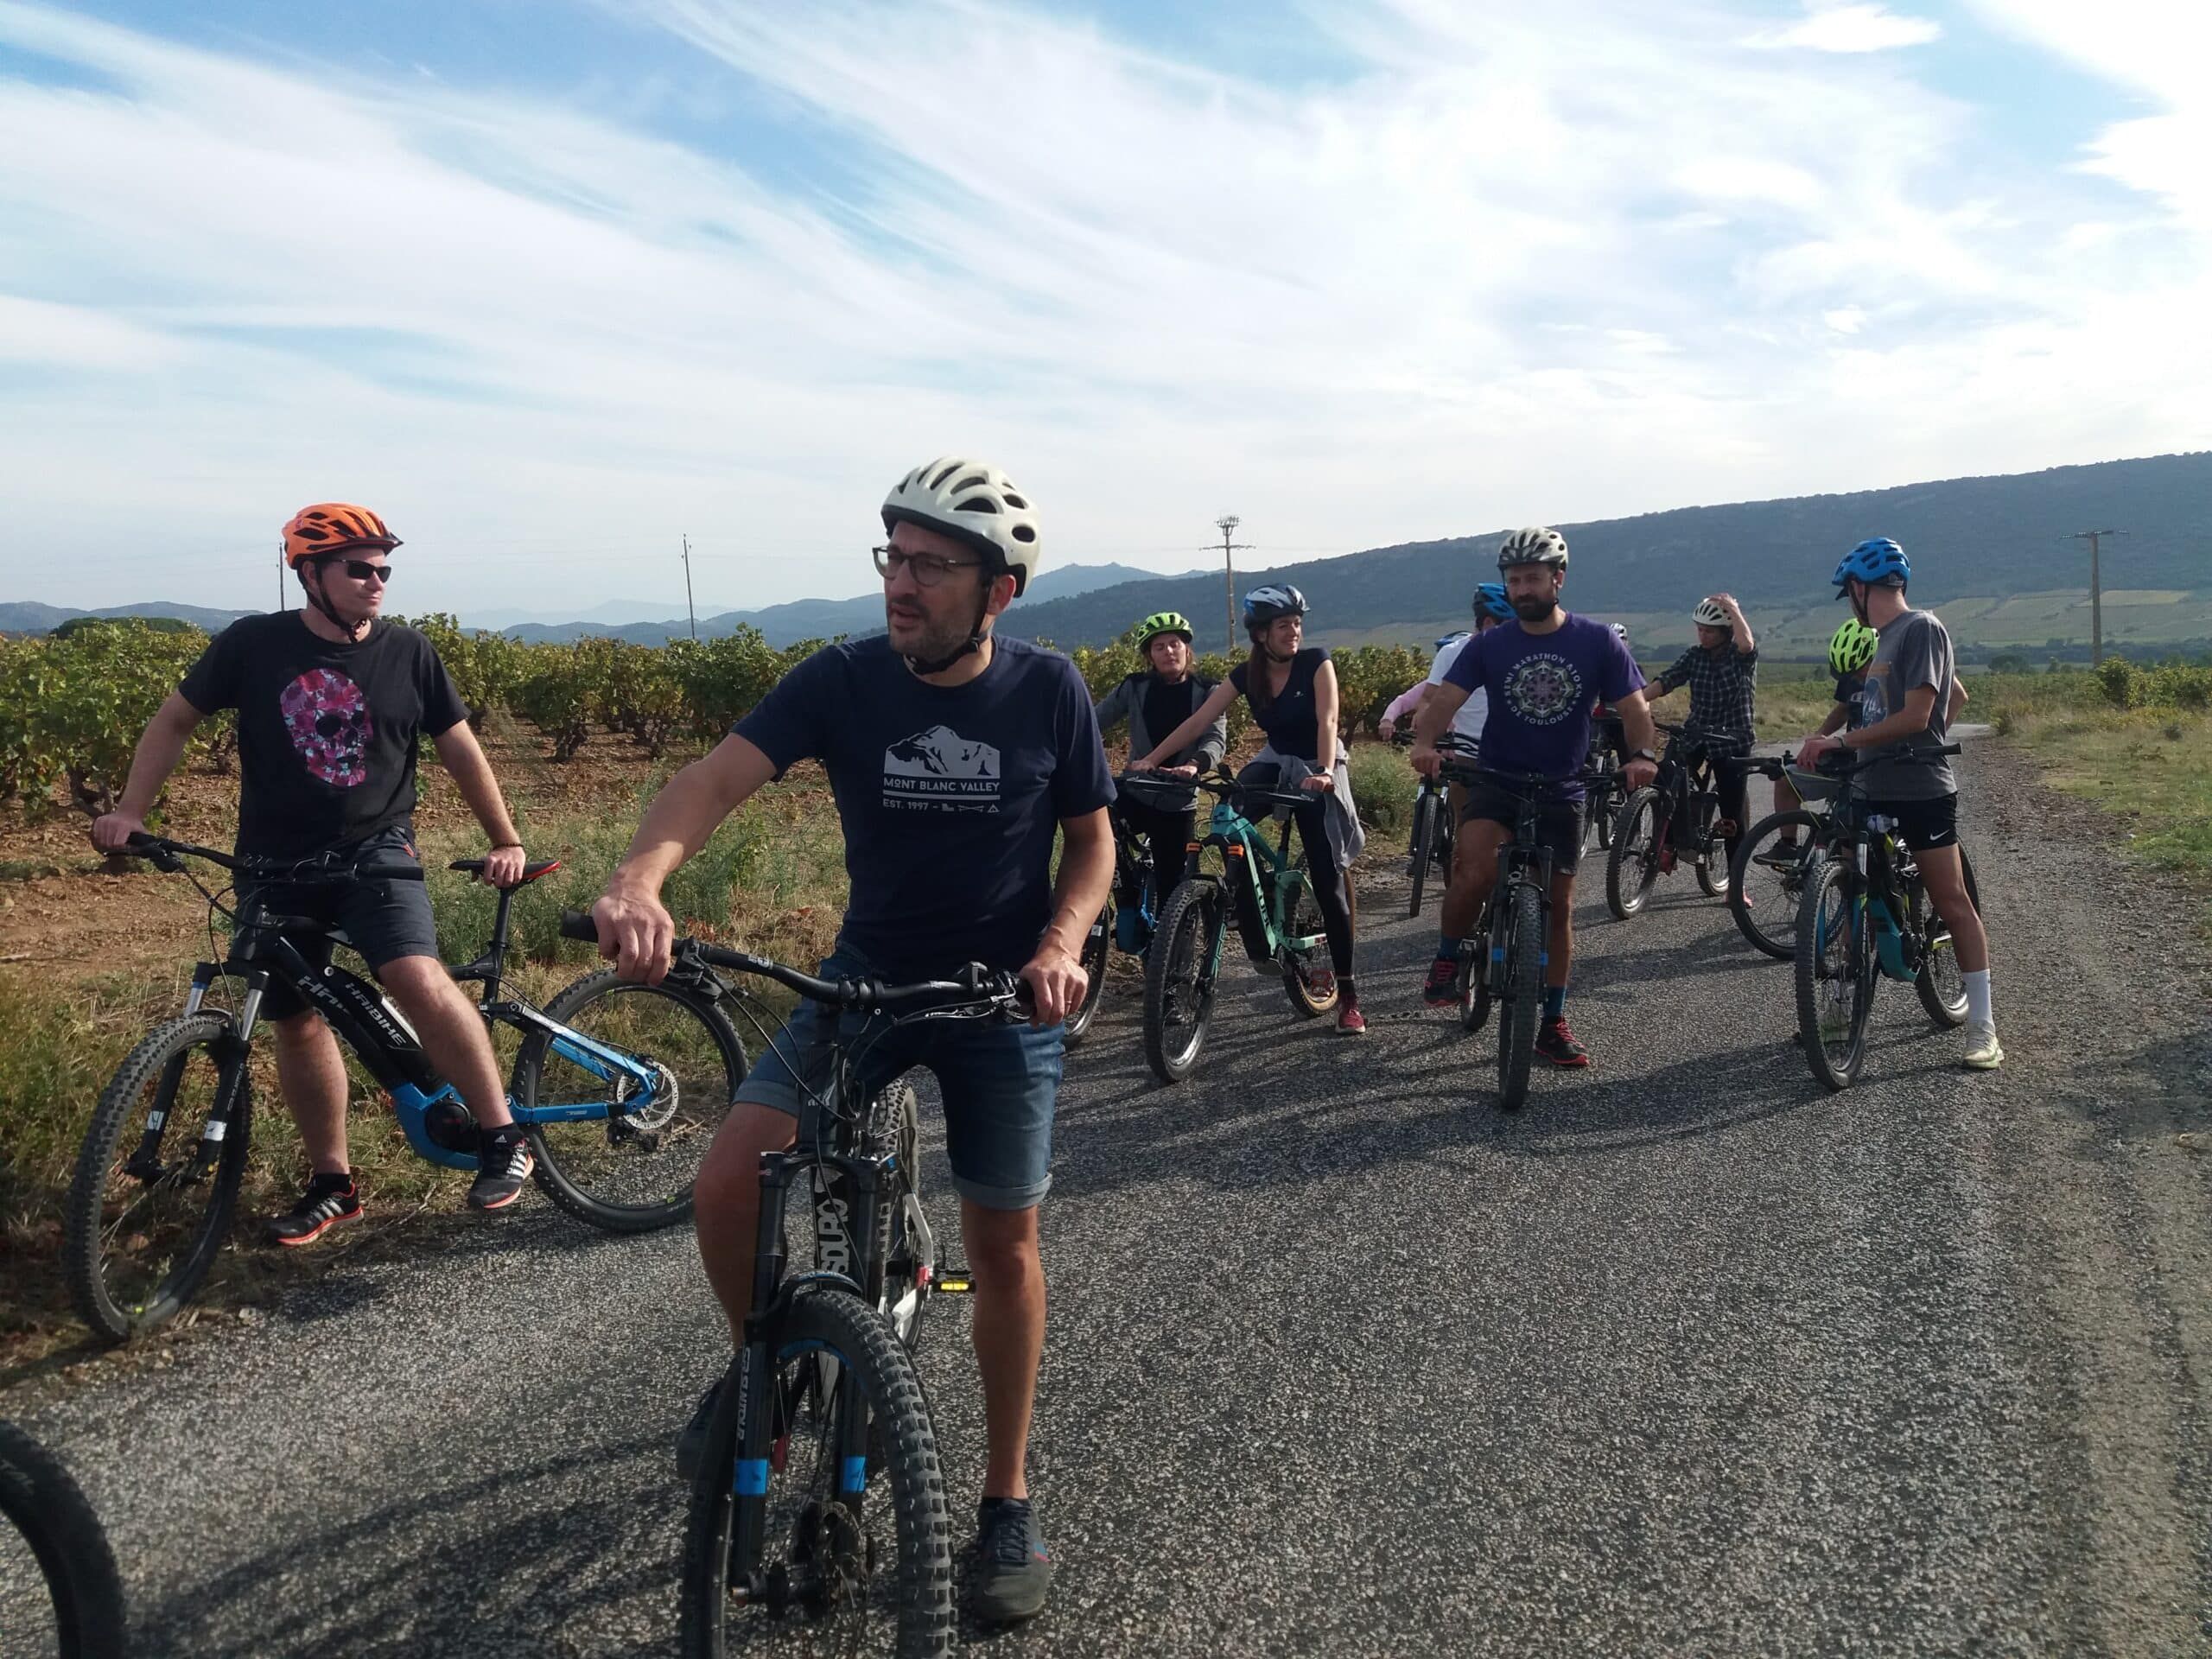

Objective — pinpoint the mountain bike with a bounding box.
[1583,714,1628,853]
[555,915,1027,1658]
[1434,755,1601,1111]
[1793,748,1980,1089]
[1141,769,1339,1083]
[1065,772,1196,1046]
[66,835,745,1344]
[1726,754,1837,960]
[0,1421,127,1659]
[1395,730,1471,917]
[1605,721,1747,919]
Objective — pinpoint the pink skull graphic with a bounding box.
[279,669,373,787]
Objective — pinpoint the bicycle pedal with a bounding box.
[934,1268,976,1295]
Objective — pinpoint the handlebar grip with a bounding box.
[558,909,601,944]
[1937,742,1963,756]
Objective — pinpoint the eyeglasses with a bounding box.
[324,557,393,584]
[873,544,982,588]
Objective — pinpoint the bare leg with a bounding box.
[963,1199,1045,1501]
[270,1010,350,1176]
[1914,845,1989,973]
[1441,818,1508,940]
[378,955,515,1129]
[693,1103,799,1344]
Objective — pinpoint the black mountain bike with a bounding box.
[1793,748,1980,1089]
[66,836,744,1343]
[0,1421,127,1659]
[1396,730,1472,917]
[1434,754,1599,1111]
[557,916,1028,1658]
[1066,772,1196,1046]
[1605,721,1745,919]
[1726,754,1837,960]
[1583,715,1628,854]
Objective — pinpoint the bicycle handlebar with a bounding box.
[120,833,426,883]
[1809,741,1963,776]
[557,911,1029,1018]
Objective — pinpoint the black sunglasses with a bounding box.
[320,556,393,583]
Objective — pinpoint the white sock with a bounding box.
[1963,969,1993,1029]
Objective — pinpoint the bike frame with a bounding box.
[1443,766,1563,998]
[1818,797,1928,985]
[1185,790,1327,964]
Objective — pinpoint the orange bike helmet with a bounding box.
[282,503,401,568]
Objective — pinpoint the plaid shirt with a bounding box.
[1653,642,1758,741]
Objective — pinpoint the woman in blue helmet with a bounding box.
[1796,537,1999,1069]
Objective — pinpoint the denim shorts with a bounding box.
[235,824,441,1020]
[734,943,1064,1211]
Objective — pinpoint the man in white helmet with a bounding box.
[589,457,1115,1624]
[1641,593,1758,874]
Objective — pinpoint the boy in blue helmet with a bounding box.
[1797,538,1999,1069]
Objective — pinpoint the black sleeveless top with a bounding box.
[1229,646,1330,762]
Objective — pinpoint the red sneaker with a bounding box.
[1535,1017,1590,1067]
[1336,998,1367,1036]
[1421,958,1458,1007]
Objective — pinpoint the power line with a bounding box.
[2071,528,2127,666]
[1211,515,1252,656]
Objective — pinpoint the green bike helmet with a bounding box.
[1828,619,1878,677]
[1133,610,1195,651]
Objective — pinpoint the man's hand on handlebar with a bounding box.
[590,884,677,985]
[1018,941,1087,1029]
[1796,733,1840,767]
[91,811,147,854]
[1624,757,1658,791]
[1409,741,1441,780]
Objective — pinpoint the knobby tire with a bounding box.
[1143,880,1219,1083]
[1495,880,1543,1109]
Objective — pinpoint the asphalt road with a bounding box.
[8,742,2210,1657]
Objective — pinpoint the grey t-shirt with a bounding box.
[1850,609,1955,800]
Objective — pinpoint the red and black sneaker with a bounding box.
[1535,1017,1591,1068]
[469,1126,535,1211]
[1336,997,1367,1036]
[1421,958,1459,1007]
[264,1172,361,1248]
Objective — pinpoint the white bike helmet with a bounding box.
[1608,622,1630,642]
[1691,597,1731,628]
[1497,526,1569,570]
[880,457,1042,597]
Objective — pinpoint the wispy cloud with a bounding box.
[0,0,2202,615]
[1749,4,1942,54]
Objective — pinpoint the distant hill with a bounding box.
[1007,452,2212,658]
[0,600,252,636]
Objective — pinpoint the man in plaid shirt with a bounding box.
[1643,593,1758,871]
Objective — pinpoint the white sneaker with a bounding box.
[1962,1022,2004,1071]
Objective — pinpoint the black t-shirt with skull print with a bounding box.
[179,613,469,860]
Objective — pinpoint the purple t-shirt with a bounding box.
[1442,613,1644,791]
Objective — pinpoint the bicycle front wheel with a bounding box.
[1796,856,1874,1089]
[1406,793,1436,918]
[679,1291,954,1659]
[65,1014,251,1344]
[1495,880,1543,1110]
[1279,865,1338,1020]
[1062,901,1113,1047]
[1730,811,1821,959]
[1143,881,1221,1083]
[514,970,746,1233]
[1605,789,1662,920]
[1912,845,1980,1027]
[0,1421,128,1659]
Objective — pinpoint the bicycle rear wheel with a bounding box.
[1605,789,1662,919]
[65,1014,251,1344]
[1912,846,1980,1027]
[1279,865,1338,1019]
[1405,793,1436,918]
[1730,811,1821,959]
[1143,880,1221,1083]
[679,1291,953,1658]
[1062,901,1113,1046]
[1796,857,1874,1089]
[1494,880,1543,1109]
[514,971,746,1233]
[0,1421,128,1659]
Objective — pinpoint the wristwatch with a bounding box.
[1629,747,1657,763]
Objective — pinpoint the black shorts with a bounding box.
[1459,779,1586,874]
[235,825,442,1020]
[1865,793,1959,853]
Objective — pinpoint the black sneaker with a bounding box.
[264,1172,360,1248]
[468,1125,534,1211]
[675,1377,720,1484]
[1535,1016,1591,1068]
[1421,957,1458,1007]
[968,1497,1052,1624]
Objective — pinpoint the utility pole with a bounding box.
[2072,528,2126,666]
[276,543,287,613]
[1211,515,1252,655]
[681,533,697,639]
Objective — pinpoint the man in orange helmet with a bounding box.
[92,504,539,1236]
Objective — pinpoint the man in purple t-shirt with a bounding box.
[1410,526,1660,1067]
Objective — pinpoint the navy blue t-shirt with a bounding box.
[734,635,1115,979]
[1444,614,1644,794]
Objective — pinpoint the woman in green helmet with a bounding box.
[1093,612,1228,931]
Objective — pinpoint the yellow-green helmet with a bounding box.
[1133,611,1194,650]
[1828,619,1878,677]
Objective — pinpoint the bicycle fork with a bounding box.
[125,963,263,1185]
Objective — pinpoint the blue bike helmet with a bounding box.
[1473,581,1515,622]
[1434,628,1471,650]
[1833,537,1910,595]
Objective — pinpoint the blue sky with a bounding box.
[1,0,2205,620]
